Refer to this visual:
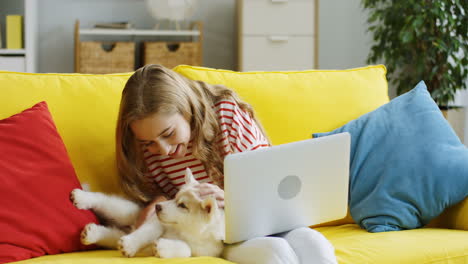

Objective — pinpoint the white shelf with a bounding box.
[0,49,26,55]
[79,28,200,37]
[0,0,37,72]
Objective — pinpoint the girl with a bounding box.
[116,64,337,264]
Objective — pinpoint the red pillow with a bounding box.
[0,102,98,263]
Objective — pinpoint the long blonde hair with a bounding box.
[116,64,269,203]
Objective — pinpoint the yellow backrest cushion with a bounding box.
[0,71,131,194]
[174,65,389,145]
[427,198,468,230]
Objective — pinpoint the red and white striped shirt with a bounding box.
[143,99,270,197]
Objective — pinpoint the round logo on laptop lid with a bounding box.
[278,175,302,200]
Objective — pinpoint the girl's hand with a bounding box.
[194,183,225,209]
[135,195,167,228]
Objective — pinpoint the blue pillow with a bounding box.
[313,81,468,232]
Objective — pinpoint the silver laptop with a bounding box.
[223,132,350,244]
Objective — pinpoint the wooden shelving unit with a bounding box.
[74,20,203,73]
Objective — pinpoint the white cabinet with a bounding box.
[0,0,37,72]
[237,0,318,71]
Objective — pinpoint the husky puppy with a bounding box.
[154,168,225,258]
[70,168,224,258]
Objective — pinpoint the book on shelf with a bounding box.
[94,21,133,29]
[6,15,23,49]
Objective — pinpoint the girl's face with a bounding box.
[130,112,191,159]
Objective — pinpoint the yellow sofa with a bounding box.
[0,65,467,264]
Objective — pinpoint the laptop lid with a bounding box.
[224,132,350,244]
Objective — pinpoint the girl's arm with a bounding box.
[217,100,270,155]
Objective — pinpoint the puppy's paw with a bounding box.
[152,242,160,258]
[70,189,92,210]
[81,223,100,245]
[153,238,191,258]
[118,235,138,258]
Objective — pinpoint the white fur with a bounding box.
[70,168,225,258]
[70,189,163,257]
[80,223,126,248]
[153,238,192,258]
[155,168,225,258]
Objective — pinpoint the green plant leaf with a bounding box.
[362,0,468,106]
[412,16,424,29]
[400,30,414,43]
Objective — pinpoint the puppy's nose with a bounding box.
[155,204,162,212]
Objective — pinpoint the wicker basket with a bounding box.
[143,42,201,69]
[78,41,135,74]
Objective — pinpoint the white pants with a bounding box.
[223,227,337,264]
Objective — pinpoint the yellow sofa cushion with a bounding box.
[173,65,390,146]
[14,226,468,264]
[317,224,468,264]
[0,71,132,195]
[11,250,233,264]
[11,226,468,264]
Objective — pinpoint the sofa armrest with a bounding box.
[428,197,468,230]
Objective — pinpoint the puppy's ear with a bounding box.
[184,168,198,185]
[200,197,223,238]
[201,196,218,217]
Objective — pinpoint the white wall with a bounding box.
[317,0,397,98]
[37,0,236,73]
[318,0,370,69]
